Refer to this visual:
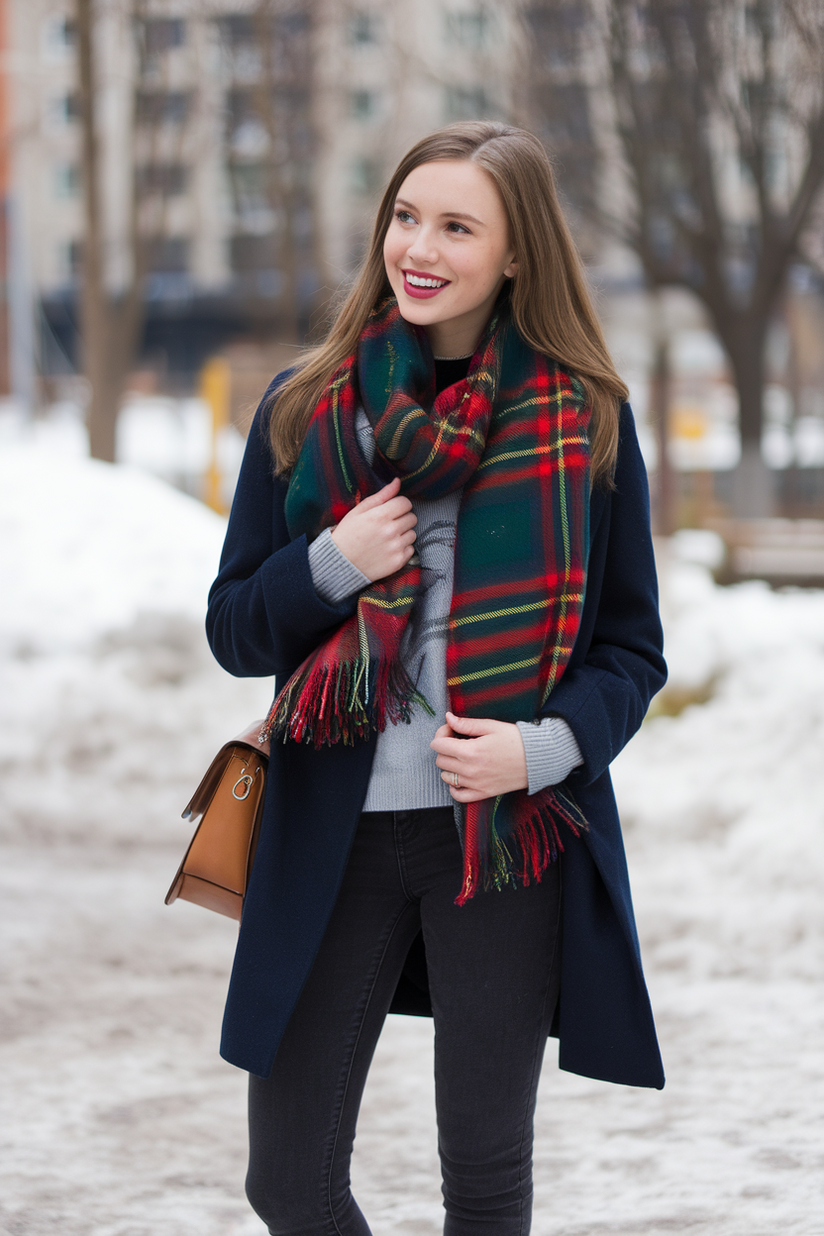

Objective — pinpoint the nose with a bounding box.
[406,224,439,267]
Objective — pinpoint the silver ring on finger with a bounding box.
[452,770,460,789]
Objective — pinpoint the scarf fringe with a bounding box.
[455,786,589,906]
[259,653,433,749]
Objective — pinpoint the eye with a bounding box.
[446,220,470,235]
[394,208,416,225]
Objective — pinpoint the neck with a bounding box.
[421,278,507,358]
[425,323,481,359]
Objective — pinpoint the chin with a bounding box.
[398,302,438,322]
[395,299,444,327]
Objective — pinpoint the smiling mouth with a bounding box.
[402,270,451,299]
[404,271,449,288]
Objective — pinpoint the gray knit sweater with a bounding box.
[306,409,583,810]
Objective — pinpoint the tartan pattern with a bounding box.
[261,297,593,902]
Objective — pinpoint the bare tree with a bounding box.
[515,3,601,250]
[220,0,323,343]
[75,0,193,461]
[77,0,113,460]
[521,0,824,515]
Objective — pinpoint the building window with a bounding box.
[138,17,186,56]
[350,89,377,120]
[230,233,277,274]
[228,233,284,296]
[526,4,586,71]
[445,10,489,48]
[54,163,81,198]
[228,162,271,215]
[217,11,309,44]
[135,91,191,125]
[443,86,492,123]
[348,11,378,45]
[229,233,283,296]
[136,163,188,196]
[64,238,83,279]
[217,16,263,79]
[145,236,189,273]
[282,11,310,38]
[217,14,256,45]
[52,93,80,124]
[350,157,382,195]
[226,89,258,132]
[536,82,592,147]
[43,15,77,57]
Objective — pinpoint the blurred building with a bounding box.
[314,2,520,274]
[6,0,520,389]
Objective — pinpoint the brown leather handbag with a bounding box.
[165,727,269,921]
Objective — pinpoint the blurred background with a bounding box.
[2,0,824,539]
[2,3,824,1234]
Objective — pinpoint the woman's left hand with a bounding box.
[430,711,528,802]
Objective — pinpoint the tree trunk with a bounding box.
[650,331,676,535]
[730,442,773,518]
[576,0,824,521]
[77,0,152,461]
[77,0,120,462]
[87,363,122,462]
[253,0,302,343]
[725,320,774,517]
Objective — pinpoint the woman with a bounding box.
[207,121,666,1235]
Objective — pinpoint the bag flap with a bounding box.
[182,740,268,821]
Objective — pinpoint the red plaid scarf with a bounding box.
[262,297,592,902]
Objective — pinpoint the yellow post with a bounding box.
[201,356,231,513]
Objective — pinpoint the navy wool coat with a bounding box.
[206,380,667,1089]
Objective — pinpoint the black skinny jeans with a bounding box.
[246,806,562,1236]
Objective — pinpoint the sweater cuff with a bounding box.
[516,717,584,795]
[307,528,371,605]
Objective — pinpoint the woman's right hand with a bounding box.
[330,477,417,582]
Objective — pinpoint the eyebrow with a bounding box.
[394,197,485,227]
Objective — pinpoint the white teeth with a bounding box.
[405,273,447,288]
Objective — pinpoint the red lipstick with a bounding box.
[401,269,451,300]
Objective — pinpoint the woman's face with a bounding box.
[382,159,518,357]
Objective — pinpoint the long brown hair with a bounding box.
[267,121,626,484]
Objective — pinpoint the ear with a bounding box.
[504,256,519,278]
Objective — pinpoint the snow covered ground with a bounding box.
[1,442,823,1235]
[0,394,246,511]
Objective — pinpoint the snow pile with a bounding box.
[614,548,824,983]
[0,444,267,847]
[1,442,823,1234]
[0,445,227,652]
[0,395,246,510]
[591,554,824,1235]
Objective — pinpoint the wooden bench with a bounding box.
[707,518,824,587]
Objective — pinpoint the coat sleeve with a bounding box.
[542,404,667,785]
[206,379,360,678]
